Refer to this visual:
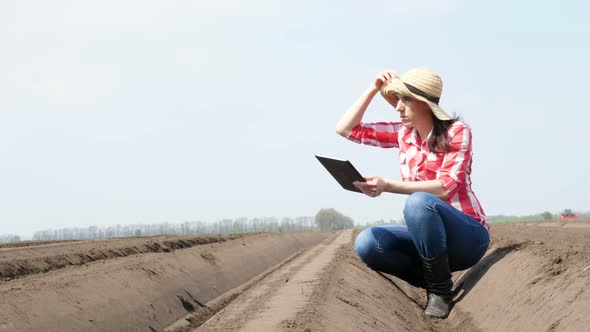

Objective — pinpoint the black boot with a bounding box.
[420,252,453,319]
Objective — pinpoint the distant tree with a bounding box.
[541,211,553,220]
[314,208,354,231]
[561,209,575,217]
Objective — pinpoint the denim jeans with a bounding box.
[354,192,490,286]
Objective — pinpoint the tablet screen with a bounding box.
[315,155,366,193]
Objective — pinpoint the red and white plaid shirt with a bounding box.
[347,121,489,230]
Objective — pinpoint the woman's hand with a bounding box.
[372,70,398,91]
[354,176,387,198]
[335,69,398,137]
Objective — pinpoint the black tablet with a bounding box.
[315,155,366,193]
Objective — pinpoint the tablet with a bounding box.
[315,155,366,193]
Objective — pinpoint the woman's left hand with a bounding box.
[354,176,386,198]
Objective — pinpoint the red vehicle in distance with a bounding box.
[560,209,578,220]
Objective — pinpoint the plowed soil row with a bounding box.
[0,234,246,281]
[184,221,590,331]
[0,240,80,249]
[193,229,354,331]
[185,229,475,332]
[0,231,328,331]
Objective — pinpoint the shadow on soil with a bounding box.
[369,243,522,310]
[453,243,522,303]
[377,272,424,308]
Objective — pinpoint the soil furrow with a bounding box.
[0,234,245,281]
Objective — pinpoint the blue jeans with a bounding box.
[354,192,489,287]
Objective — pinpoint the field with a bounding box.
[1,221,589,331]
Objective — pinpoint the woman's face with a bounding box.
[391,94,432,128]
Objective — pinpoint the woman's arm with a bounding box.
[384,178,449,200]
[354,177,449,200]
[336,70,397,137]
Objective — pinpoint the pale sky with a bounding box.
[1,0,589,238]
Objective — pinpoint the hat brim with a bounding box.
[380,78,451,121]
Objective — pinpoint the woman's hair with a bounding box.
[428,114,460,153]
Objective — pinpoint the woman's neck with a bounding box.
[415,118,434,142]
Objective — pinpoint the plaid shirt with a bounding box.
[347,121,489,230]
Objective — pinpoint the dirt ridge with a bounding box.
[164,248,312,332]
[0,231,329,331]
[0,234,244,281]
[0,240,81,249]
[195,230,350,331]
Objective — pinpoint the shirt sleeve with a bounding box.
[346,122,402,148]
[437,124,472,198]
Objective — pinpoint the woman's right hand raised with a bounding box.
[336,69,398,137]
[372,70,398,90]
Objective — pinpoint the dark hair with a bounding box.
[428,114,460,153]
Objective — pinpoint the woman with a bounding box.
[335,67,490,319]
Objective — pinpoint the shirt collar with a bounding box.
[403,127,433,148]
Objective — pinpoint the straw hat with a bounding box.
[380,67,451,121]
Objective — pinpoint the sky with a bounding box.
[1,0,589,238]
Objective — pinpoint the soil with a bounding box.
[1,220,589,331]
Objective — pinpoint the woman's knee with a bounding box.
[354,228,378,265]
[403,192,435,222]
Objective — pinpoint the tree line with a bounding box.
[0,234,21,243]
[28,209,359,241]
[31,216,319,241]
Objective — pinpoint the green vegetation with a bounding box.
[488,214,551,223]
[489,210,589,223]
